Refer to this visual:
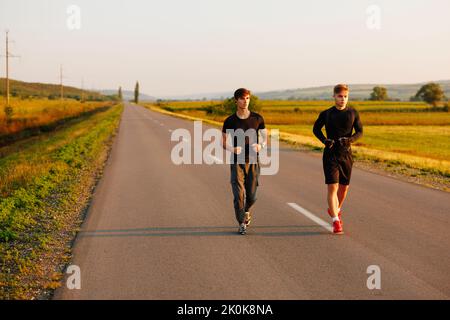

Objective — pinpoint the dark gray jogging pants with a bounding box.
[230,163,260,224]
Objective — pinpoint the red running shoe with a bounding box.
[333,220,344,235]
[328,208,343,227]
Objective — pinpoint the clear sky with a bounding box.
[0,0,449,97]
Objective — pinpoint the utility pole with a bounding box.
[81,77,84,102]
[60,65,64,101]
[3,30,20,106]
[6,31,9,105]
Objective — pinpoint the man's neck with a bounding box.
[335,105,347,111]
[236,109,250,119]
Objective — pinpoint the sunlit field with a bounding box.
[0,98,115,137]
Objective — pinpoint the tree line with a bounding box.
[370,83,446,107]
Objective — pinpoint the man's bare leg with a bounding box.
[327,183,340,217]
[328,183,345,234]
[337,184,350,210]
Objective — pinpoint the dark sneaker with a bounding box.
[244,211,252,227]
[238,223,247,235]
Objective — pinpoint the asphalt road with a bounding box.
[54,102,450,299]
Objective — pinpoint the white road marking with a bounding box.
[287,202,333,233]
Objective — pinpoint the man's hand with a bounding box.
[251,143,261,153]
[324,139,334,148]
[234,146,242,154]
[339,137,351,147]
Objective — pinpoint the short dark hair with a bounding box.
[234,88,251,100]
[333,84,349,95]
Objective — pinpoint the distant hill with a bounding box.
[158,91,233,101]
[0,78,110,101]
[4,78,448,102]
[157,80,450,101]
[256,80,450,101]
[101,90,157,102]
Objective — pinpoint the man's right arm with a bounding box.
[313,111,335,148]
[222,132,241,154]
[313,111,327,144]
[222,117,240,154]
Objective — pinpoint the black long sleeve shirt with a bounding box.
[313,106,363,145]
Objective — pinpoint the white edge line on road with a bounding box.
[287,202,332,233]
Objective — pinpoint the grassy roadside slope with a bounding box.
[0,103,123,299]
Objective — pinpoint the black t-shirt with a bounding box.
[313,106,363,149]
[222,112,266,163]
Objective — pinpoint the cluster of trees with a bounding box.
[411,83,445,106]
[116,82,139,103]
[369,83,446,107]
[369,86,389,101]
[154,94,263,115]
[205,94,262,115]
[283,83,447,105]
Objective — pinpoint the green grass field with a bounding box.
[274,125,450,161]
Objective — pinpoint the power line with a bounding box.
[2,30,20,107]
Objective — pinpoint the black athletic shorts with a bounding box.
[322,147,353,185]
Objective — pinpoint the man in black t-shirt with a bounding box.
[313,84,363,235]
[222,88,267,235]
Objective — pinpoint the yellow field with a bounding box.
[1,98,114,136]
[173,109,450,126]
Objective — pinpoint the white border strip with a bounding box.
[287,202,332,233]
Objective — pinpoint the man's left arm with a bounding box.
[258,128,268,150]
[253,117,267,152]
[349,109,363,143]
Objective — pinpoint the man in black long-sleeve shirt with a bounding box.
[313,84,363,234]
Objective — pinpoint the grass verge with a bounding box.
[0,103,123,299]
